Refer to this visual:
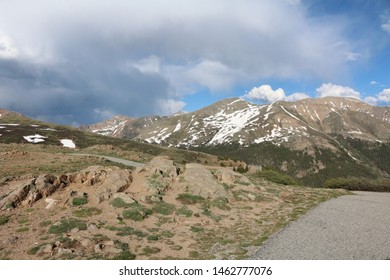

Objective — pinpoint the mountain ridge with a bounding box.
[82,96,390,186]
[82,96,390,147]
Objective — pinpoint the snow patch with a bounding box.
[348,130,363,135]
[173,122,181,133]
[23,134,47,143]
[42,128,57,132]
[0,123,19,126]
[60,139,76,148]
[205,104,261,145]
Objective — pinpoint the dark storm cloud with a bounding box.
[0,0,361,124]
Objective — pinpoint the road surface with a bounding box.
[70,153,145,168]
[252,191,390,259]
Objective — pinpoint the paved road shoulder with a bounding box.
[252,191,390,260]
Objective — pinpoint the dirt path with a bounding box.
[70,153,145,168]
[252,191,390,260]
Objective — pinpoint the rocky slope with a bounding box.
[0,154,345,260]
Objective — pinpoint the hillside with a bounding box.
[82,97,390,186]
[0,109,349,260]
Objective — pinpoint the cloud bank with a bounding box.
[242,85,309,103]
[0,0,360,124]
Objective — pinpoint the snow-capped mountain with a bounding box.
[83,97,390,150]
[82,97,390,186]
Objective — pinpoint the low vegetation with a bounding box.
[122,204,153,221]
[176,193,205,204]
[256,168,300,186]
[73,207,103,218]
[48,219,87,234]
[324,177,390,192]
[0,215,10,226]
[72,197,88,206]
[152,202,176,216]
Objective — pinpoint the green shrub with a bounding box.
[16,227,29,233]
[110,197,128,208]
[211,197,231,211]
[257,169,299,185]
[147,235,160,241]
[176,193,205,205]
[73,207,102,218]
[112,251,136,260]
[116,226,148,238]
[122,204,153,221]
[0,215,9,226]
[324,177,390,192]
[48,219,87,234]
[72,197,88,206]
[190,226,204,233]
[175,206,193,217]
[27,245,42,255]
[152,202,176,216]
[142,246,161,256]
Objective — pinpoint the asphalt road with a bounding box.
[70,153,145,168]
[252,191,390,260]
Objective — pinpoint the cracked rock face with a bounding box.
[0,166,133,209]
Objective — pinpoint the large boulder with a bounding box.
[137,156,180,179]
[70,166,133,203]
[184,163,226,199]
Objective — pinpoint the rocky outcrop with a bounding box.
[184,163,226,199]
[137,156,180,179]
[0,175,66,209]
[0,166,133,209]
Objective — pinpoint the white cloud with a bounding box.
[156,99,186,115]
[370,81,378,85]
[185,60,240,91]
[364,96,378,106]
[243,85,309,103]
[316,83,360,99]
[285,92,310,102]
[0,33,18,59]
[132,55,161,74]
[93,108,116,120]
[243,85,286,103]
[345,52,360,61]
[382,21,390,34]
[378,89,390,102]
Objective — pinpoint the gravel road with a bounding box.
[252,191,390,260]
[70,153,145,168]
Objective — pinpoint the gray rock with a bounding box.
[112,193,136,204]
[184,163,226,199]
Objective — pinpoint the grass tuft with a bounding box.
[176,193,205,205]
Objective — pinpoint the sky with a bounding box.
[1,0,390,125]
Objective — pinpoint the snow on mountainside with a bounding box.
[83,97,390,152]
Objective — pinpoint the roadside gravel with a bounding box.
[252,191,390,259]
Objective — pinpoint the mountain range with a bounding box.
[1,97,390,186]
[81,97,390,186]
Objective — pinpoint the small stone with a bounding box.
[87,223,98,230]
[57,248,73,256]
[94,243,104,253]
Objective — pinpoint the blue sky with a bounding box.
[0,0,390,125]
